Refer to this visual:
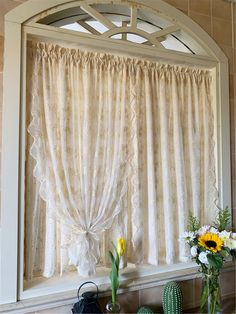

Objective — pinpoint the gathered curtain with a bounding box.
[25,41,217,280]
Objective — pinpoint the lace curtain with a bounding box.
[25,41,217,280]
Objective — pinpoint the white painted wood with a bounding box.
[80,3,116,29]
[121,21,128,40]
[0,21,21,305]
[216,62,232,210]
[18,30,28,301]
[24,23,217,68]
[131,6,137,28]
[102,26,163,48]
[151,25,180,38]
[4,0,229,61]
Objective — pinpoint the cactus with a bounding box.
[162,281,183,314]
[137,306,154,314]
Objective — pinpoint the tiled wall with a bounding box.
[0,0,235,313]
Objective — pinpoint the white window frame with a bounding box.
[0,0,231,308]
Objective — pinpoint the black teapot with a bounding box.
[72,281,103,314]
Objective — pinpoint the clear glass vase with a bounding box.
[200,270,222,314]
[106,301,121,314]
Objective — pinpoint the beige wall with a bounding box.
[0,0,235,313]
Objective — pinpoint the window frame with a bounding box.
[0,0,231,306]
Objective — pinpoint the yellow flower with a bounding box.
[117,238,126,257]
[198,232,223,253]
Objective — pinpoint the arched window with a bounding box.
[0,0,231,308]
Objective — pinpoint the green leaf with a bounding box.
[213,206,231,231]
[224,247,231,254]
[187,213,200,232]
[109,251,115,264]
[111,242,120,271]
[207,254,223,270]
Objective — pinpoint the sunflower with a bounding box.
[198,232,223,253]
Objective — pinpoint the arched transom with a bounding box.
[36,1,205,55]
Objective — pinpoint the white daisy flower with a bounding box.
[219,230,231,241]
[198,225,211,236]
[224,238,236,250]
[231,232,236,240]
[190,246,198,257]
[179,231,195,243]
[198,251,209,265]
[209,227,218,234]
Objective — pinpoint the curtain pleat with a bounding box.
[25,41,218,280]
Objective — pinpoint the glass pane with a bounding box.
[111,34,122,39]
[61,23,90,33]
[162,34,192,53]
[127,33,146,44]
[137,21,161,33]
[86,20,109,33]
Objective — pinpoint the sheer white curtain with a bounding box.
[25,41,217,280]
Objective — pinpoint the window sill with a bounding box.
[0,261,235,313]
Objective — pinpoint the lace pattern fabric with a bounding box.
[25,41,218,279]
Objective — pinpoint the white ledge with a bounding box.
[0,262,235,313]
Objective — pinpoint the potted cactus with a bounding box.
[162,281,183,314]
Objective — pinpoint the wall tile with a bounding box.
[234,49,236,73]
[230,97,235,153]
[193,277,202,303]
[164,0,189,14]
[233,207,236,230]
[139,285,163,312]
[234,23,236,51]
[99,291,140,313]
[233,180,236,210]
[0,0,21,36]
[118,290,139,313]
[178,280,195,308]
[98,295,110,313]
[189,0,211,16]
[229,74,234,100]
[235,3,236,23]
[212,18,232,46]
[36,304,72,314]
[220,269,236,297]
[212,0,232,20]
[232,154,236,182]
[0,36,3,72]
[219,45,234,74]
[189,12,211,36]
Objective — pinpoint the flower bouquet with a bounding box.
[180,207,236,314]
[106,238,126,314]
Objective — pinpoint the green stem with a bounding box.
[200,269,221,314]
[112,286,116,305]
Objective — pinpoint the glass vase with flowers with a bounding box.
[180,207,236,314]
